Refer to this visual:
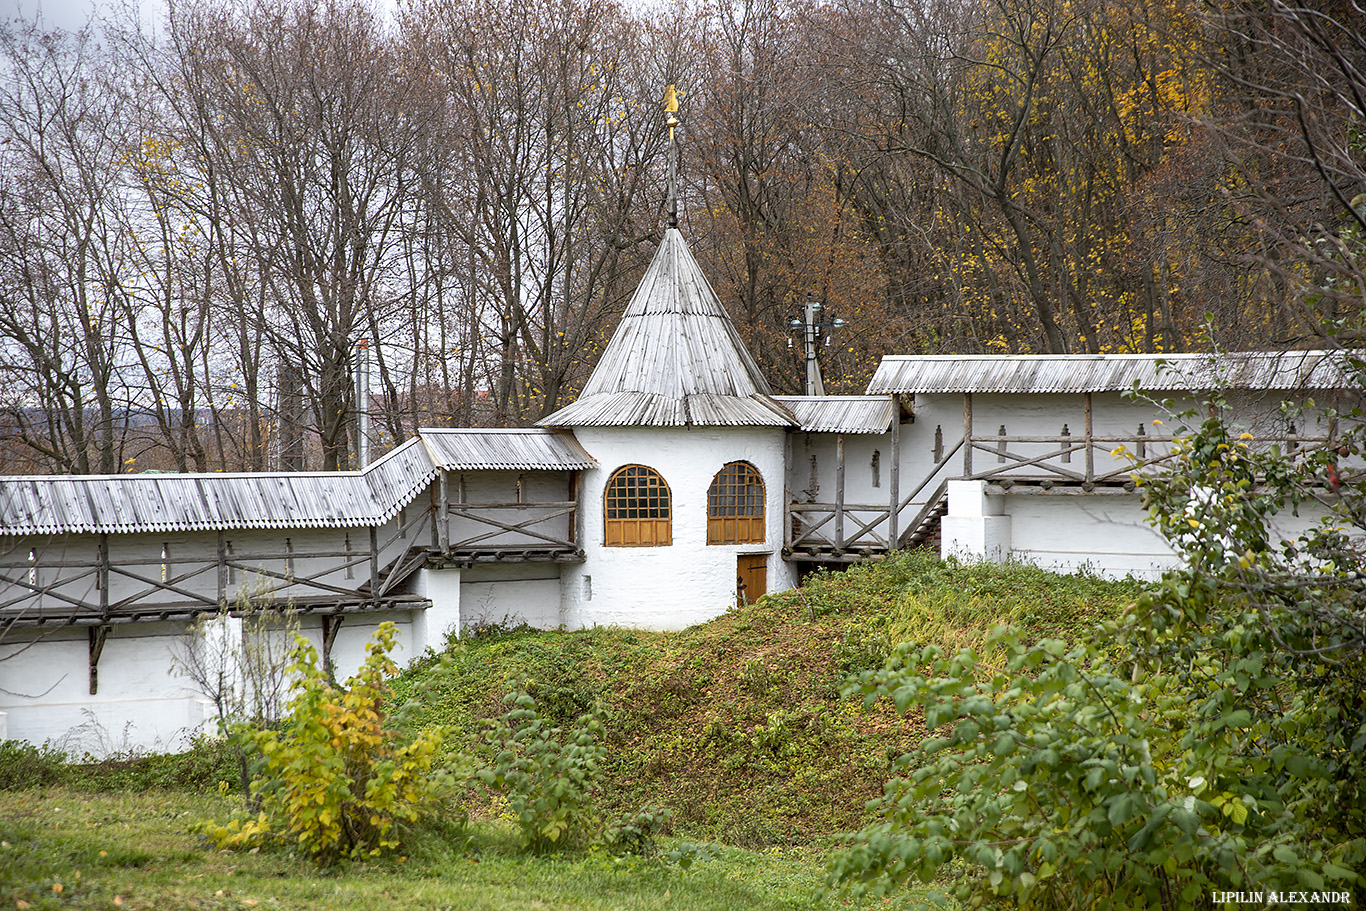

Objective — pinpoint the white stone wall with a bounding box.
[0,621,209,755]
[0,605,451,756]
[441,471,578,552]
[560,425,797,630]
[459,563,563,630]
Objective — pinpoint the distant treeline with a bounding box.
[0,0,1361,474]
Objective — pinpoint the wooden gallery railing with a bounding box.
[0,506,435,692]
[786,392,1333,561]
[433,471,585,564]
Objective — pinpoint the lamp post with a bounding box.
[787,293,846,396]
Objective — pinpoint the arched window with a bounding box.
[604,465,672,546]
[708,462,766,544]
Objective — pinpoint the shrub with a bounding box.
[0,741,69,789]
[200,622,462,865]
[477,686,606,853]
[831,389,1366,909]
[601,806,673,858]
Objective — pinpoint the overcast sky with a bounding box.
[7,0,405,32]
[8,0,112,31]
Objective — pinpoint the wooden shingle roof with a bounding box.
[867,351,1359,395]
[541,229,795,427]
[0,430,598,536]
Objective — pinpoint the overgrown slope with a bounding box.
[391,552,1143,846]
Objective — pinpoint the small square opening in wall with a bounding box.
[583,575,592,601]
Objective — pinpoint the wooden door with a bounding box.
[736,554,767,606]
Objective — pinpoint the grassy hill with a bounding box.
[0,552,1144,910]
[390,551,1142,846]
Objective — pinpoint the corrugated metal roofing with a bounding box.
[2,434,418,537]
[774,396,896,433]
[541,228,796,428]
[866,351,1358,395]
[420,428,597,470]
[544,392,795,428]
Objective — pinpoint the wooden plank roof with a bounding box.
[0,438,438,536]
[419,428,597,470]
[867,351,1359,395]
[774,396,896,433]
[541,228,795,427]
[0,430,599,536]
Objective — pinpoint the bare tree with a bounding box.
[0,23,138,474]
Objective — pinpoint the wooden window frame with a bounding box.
[604,465,672,547]
[707,461,766,545]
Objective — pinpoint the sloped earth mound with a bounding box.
[391,552,1140,847]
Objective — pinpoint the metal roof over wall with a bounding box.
[541,229,795,428]
[774,396,896,434]
[0,430,593,537]
[420,428,597,471]
[866,351,1358,395]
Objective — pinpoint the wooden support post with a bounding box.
[1061,424,1072,463]
[429,485,440,549]
[997,424,1007,463]
[568,471,582,547]
[933,424,943,463]
[89,625,110,695]
[438,470,451,552]
[98,533,109,619]
[782,432,793,551]
[835,434,846,551]
[1084,393,1094,485]
[321,615,343,685]
[1136,423,1147,460]
[369,526,379,600]
[216,532,226,606]
[963,393,974,477]
[888,403,901,549]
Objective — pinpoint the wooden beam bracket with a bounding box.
[89,624,111,695]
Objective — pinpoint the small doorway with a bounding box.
[736,554,767,606]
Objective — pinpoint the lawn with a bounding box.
[0,790,942,910]
[0,552,1140,910]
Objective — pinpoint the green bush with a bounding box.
[831,393,1366,909]
[477,685,606,853]
[200,622,462,865]
[0,741,69,789]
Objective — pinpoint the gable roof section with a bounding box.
[0,429,600,537]
[0,437,438,537]
[419,428,597,470]
[541,228,795,427]
[774,396,896,433]
[867,351,1359,395]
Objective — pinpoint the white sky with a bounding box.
[6,0,406,32]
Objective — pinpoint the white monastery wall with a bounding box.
[0,621,210,754]
[560,425,796,630]
[458,563,563,630]
[787,430,902,548]
[0,606,448,756]
[936,386,1346,579]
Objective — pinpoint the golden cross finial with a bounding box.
[664,84,681,229]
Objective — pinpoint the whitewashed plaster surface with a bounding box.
[560,425,797,630]
[0,607,443,756]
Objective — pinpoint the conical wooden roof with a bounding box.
[541,228,794,427]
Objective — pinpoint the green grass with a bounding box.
[0,790,939,910]
[391,551,1142,846]
[0,551,1144,910]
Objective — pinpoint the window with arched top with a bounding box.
[604,465,672,546]
[707,461,766,545]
